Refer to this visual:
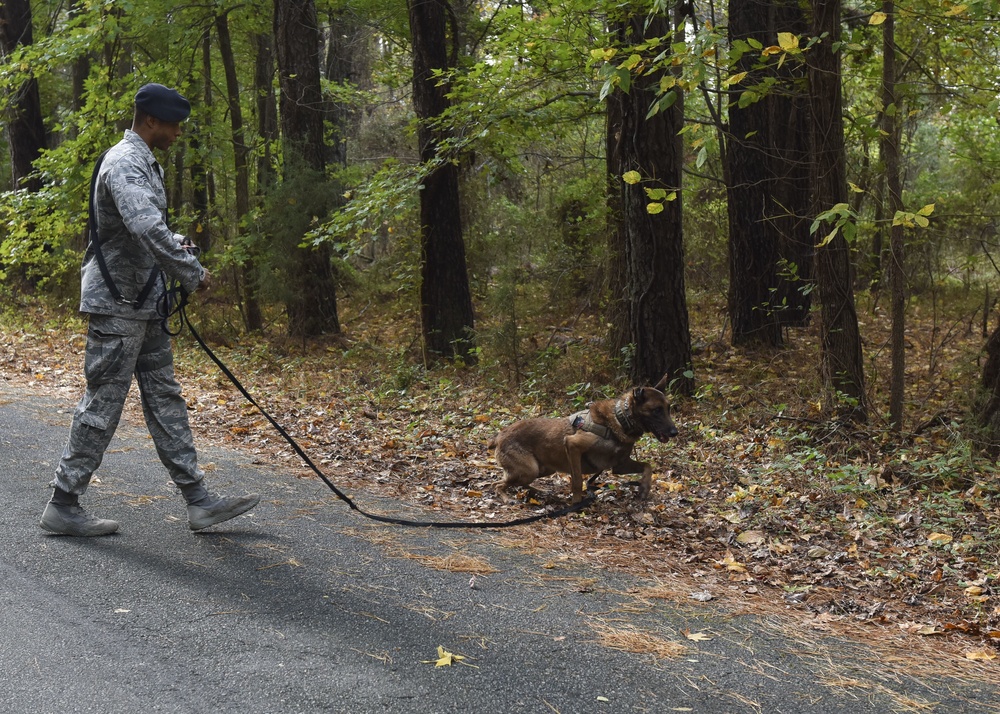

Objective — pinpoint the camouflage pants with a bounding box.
[52,314,203,495]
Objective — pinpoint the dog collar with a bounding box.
[614,399,643,439]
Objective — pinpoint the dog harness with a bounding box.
[569,411,613,440]
[569,398,644,441]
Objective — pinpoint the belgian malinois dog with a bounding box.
[489,376,678,503]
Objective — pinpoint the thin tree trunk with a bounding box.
[217,11,262,331]
[807,0,867,420]
[0,0,47,192]
[189,29,211,254]
[767,0,813,327]
[881,0,905,429]
[726,0,782,347]
[255,32,278,192]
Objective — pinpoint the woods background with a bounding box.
[4,0,1000,649]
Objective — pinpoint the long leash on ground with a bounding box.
[158,289,596,529]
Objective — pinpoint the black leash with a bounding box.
[157,287,597,529]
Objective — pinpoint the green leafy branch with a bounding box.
[622,170,677,214]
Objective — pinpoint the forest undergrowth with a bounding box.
[4,285,1000,670]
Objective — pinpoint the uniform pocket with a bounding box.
[84,327,129,385]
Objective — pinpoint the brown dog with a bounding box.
[489,376,677,503]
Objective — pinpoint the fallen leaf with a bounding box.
[928,532,953,545]
[771,540,793,555]
[966,649,997,661]
[683,630,712,642]
[423,646,472,668]
[717,552,746,572]
[736,530,765,545]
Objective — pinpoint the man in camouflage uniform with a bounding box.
[40,83,260,536]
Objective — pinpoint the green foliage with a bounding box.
[252,161,341,307]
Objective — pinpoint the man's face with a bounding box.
[149,118,183,151]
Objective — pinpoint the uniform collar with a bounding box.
[122,129,158,169]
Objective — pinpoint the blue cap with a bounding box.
[134,83,191,122]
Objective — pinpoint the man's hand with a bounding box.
[198,269,212,292]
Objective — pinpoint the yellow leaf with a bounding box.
[724,71,748,87]
[816,226,839,248]
[966,649,997,661]
[717,552,746,572]
[928,532,953,544]
[945,4,968,16]
[917,203,935,216]
[647,202,665,215]
[433,646,466,667]
[777,32,799,51]
[622,170,642,185]
[869,11,887,24]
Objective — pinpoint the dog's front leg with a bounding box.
[564,431,600,502]
[636,463,653,499]
[613,458,654,499]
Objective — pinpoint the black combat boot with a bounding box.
[179,481,260,531]
[39,488,119,537]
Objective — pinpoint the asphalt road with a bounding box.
[1,382,997,714]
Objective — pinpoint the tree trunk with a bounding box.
[0,0,47,192]
[324,10,369,168]
[255,32,279,194]
[807,0,867,419]
[607,9,691,393]
[974,324,1000,451]
[408,0,477,364]
[217,11,263,332]
[274,0,340,338]
[881,0,905,429]
[189,29,212,254]
[767,0,813,327]
[726,0,782,347]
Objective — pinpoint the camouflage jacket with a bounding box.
[80,130,204,319]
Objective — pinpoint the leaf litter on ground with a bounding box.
[3,291,999,670]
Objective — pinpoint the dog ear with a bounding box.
[632,387,645,404]
[652,373,669,392]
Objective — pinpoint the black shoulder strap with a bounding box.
[88,148,160,310]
